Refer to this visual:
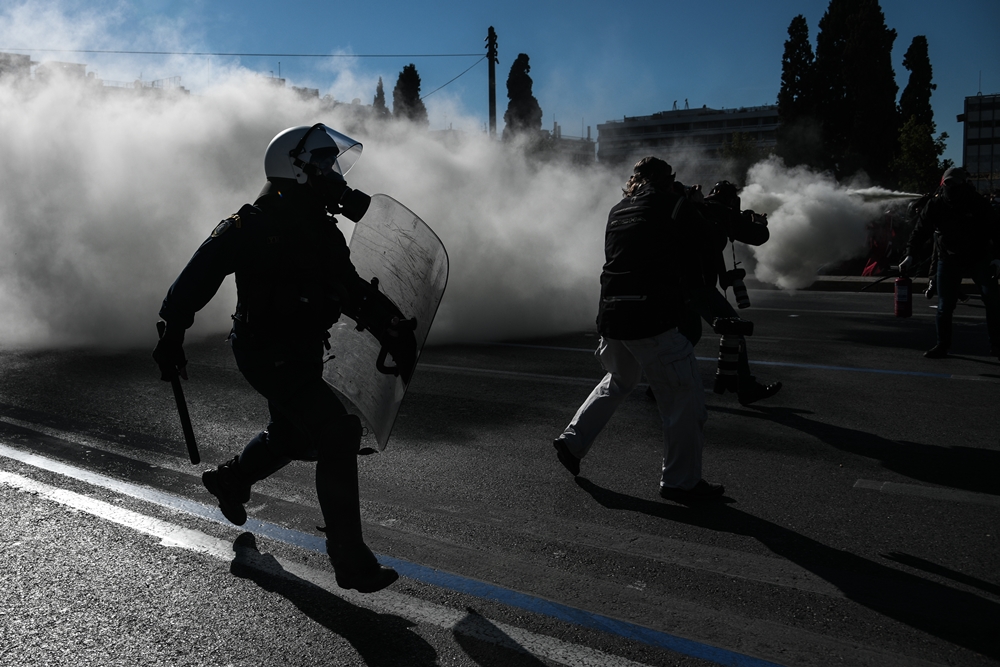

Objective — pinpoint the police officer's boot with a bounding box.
[318,414,398,594]
[202,455,251,526]
[713,335,740,394]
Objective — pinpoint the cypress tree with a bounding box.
[898,36,934,127]
[502,53,543,141]
[895,36,948,193]
[775,14,821,168]
[392,64,428,126]
[373,76,390,118]
[814,0,854,174]
[842,0,898,185]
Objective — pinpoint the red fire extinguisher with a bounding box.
[894,275,912,317]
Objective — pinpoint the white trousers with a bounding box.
[559,328,707,490]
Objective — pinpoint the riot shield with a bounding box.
[323,194,449,450]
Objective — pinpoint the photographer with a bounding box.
[687,181,781,405]
[552,157,724,502]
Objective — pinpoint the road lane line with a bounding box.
[0,469,658,667]
[421,360,998,384]
[0,444,786,667]
[448,344,999,383]
[0,431,873,603]
[854,479,1000,507]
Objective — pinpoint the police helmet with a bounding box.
[707,180,740,210]
[264,124,363,185]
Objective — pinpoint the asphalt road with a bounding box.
[1,289,998,667]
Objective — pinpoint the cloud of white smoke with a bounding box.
[739,157,903,289]
[0,50,620,349]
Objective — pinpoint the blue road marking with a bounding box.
[0,442,785,667]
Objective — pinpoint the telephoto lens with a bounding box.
[732,276,751,309]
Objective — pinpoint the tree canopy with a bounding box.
[775,14,821,168]
[372,76,389,118]
[392,64,428,126]
[502,53,543,140]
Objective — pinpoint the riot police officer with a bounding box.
[153,124,409,593]
[900,167,1000,359]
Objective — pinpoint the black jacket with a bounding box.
[159,182,362,345]
[906,184,999,261]
[596,183,700,340]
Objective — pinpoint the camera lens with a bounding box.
[732,278,751,309]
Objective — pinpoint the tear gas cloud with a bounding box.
[738,158,912,290]
[0,68,621,348]
[0,5,907,350]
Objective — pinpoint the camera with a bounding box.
[711,316,754,337]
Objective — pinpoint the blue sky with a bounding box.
[3,0,998,164]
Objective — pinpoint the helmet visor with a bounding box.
[300,125,363,177]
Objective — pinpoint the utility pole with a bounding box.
[486,26,499,138]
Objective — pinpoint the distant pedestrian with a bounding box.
[899,167,1000,359]
[552,157,724,502]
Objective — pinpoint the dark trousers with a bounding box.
[230,328,365,550]
[936,254,1000,349]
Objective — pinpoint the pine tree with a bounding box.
[842,0,899,185]
[502,53,543,141]
[392,64,428,126]
[373,76,390,118]
[775,15,821,168]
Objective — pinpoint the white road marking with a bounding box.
[854,479,1000,507]
[0,468,654,667]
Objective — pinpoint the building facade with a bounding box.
[596,104,779,165]
[960,93,999,194]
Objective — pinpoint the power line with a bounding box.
[421,56,486,100]
[0,47,481,58]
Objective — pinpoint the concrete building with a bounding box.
[596,104,779,165]
[959,93,999,194]
[0,52,33,79]
[548,122,596,163]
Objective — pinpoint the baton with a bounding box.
[156,321,200,464]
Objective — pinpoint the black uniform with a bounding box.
[905,182,1000,352]
[158,180,394,588]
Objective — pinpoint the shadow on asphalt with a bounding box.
[452,607,550,667]
[712,404,1000,497]
[574,477,1000,660]
[881,551,1000,598]
[229,532,438,666]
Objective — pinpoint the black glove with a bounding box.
[153,323,188,381]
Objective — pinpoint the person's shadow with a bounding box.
[229,533,438,666]
[717,404,1000,497]
[574,478,1000,659]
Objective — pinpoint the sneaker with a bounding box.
[659,479,725,502]
[328,542,399,593]
[202,456,251,526]
[738,379,782,406]
[924,280,936,300]
[553,438,580,476]
[923,345,948,359]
